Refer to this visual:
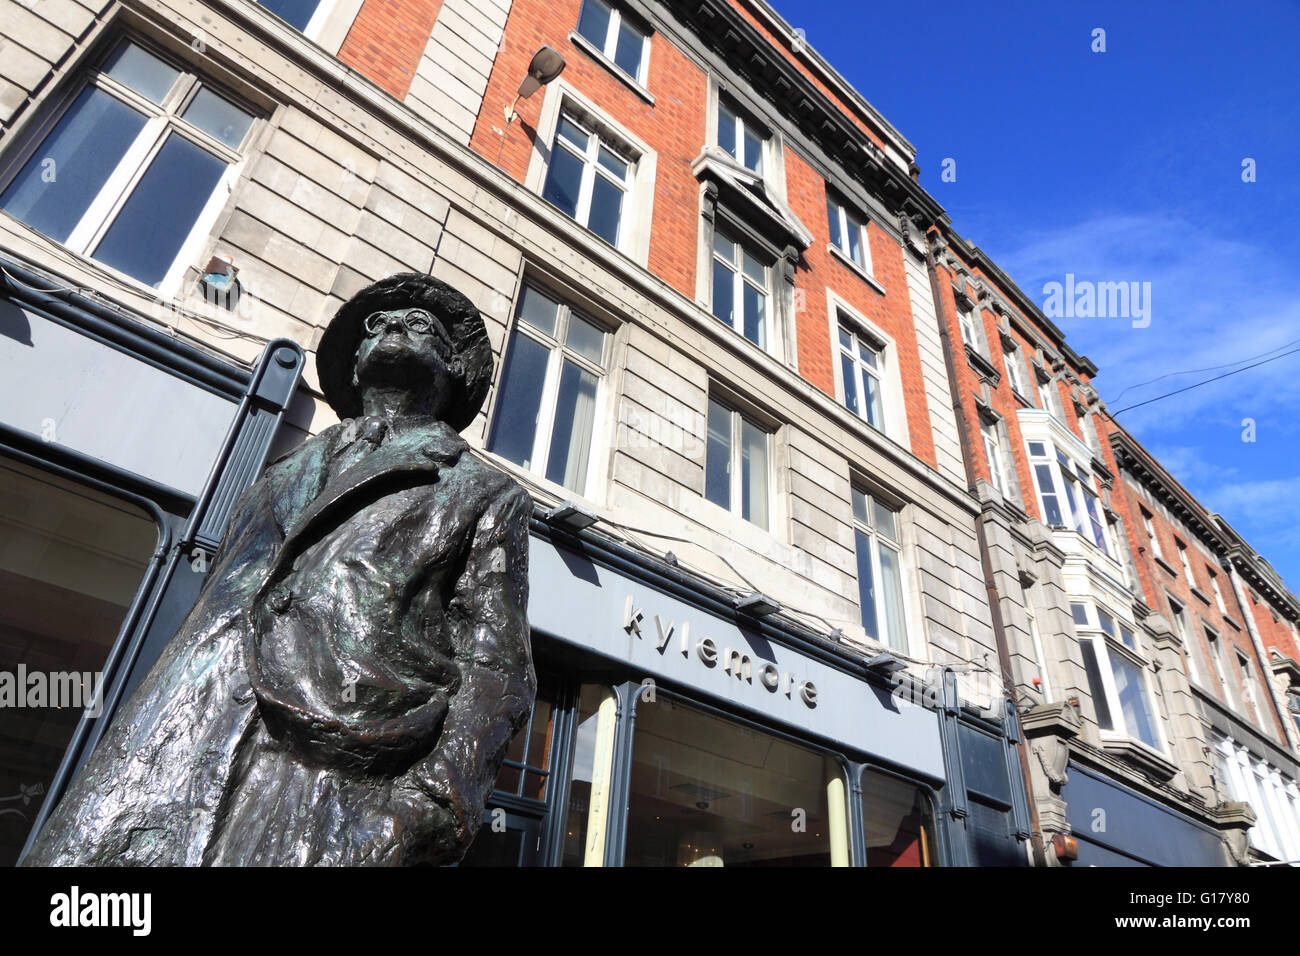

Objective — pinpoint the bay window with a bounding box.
[1027,441,1111,554]
[705,397,770,529]
[0,38,256,292]
[710,228,770,350]
[488,284,610,495]
[1072,601,1163,751]
[542,113,634,249]
[852,485,907,652]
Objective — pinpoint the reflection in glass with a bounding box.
[0,458,157,866]
[705,398,731,511]
[487,332,550,470]
[626,696,843,866]
[861,769,936,866]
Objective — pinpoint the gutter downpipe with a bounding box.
[924,231,1048,867]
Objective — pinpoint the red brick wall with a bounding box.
[784,148,935,466]
[1247,590,1300,664]
[468,0,707,300]
[338,0,444,99]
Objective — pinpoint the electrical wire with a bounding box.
[1112,334,1300,403]
[1111,345,1300,416]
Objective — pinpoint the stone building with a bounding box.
[0,0,1293,866]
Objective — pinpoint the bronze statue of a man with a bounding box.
[24,273,535,866]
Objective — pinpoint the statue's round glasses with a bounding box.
[363,309,435,335]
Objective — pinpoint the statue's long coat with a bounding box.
[25,416,534,866]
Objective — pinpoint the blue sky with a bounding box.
[769,0,1300,589]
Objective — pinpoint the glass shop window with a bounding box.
[0,457,159,866]
[624,696,848,866]
[0,38,257,293]
[860,768,938,866]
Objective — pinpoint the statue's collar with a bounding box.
[334,415,468,464]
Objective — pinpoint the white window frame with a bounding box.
[574,0,651,86]
[827,295,910,446]
[826,191,874,278]
[716,96,767,175]
[1209,569,1229,615]
[487,284,611,498]
[0,37,256,299]
[1141,508,1164,560]
[981,418,1012,499]
[705,396,772,530]
[544,112,633,246]
[1168,595,1201,684]
[1026,439,1113,555]
[526,82,657,266]
[1036,370,1061,419]
[710,225,772,352]
[1073,600,1166,753]
[1237,650,1261,720]
[851,484,911,655]
[956,300,980,351]
[1177,540,1198,590]
[1003,341,1028,396]
[1205,626,1238,709]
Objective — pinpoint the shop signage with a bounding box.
[623,597,818,707]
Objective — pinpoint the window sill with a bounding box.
[827,243,886,295]
[1190,586,1211,607]
[1222,614,1243,632]
[1153,555,1178,578]
[1100,737,1178,782]
[568,31,655,106]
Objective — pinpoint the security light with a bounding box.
[734,591,780,617]
[545,501,597,532]
[865,652,907,676]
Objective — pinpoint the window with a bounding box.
[542,113,633,248]
[1026,604,1053,700]
[1209,569,1229,615]
[981,419,1011,499]
[1003,342,1028,396]
[487,284,609,494]
[705,397,769,529]
[1036,372,1061,419]
[1168,597,1200,683]
[575,0,650,85]
[1205,627,1236,708]
[956,301,980,351]
[710,228,770,350]
[837,322,886,430]
[852,486,907,652]
[0,39,256,292]
[1238,652,1261,719]
[717,98,765,174]
[1176,540,1197,589]
[1073,601,1163,751]
[254,0,333,33]
[0,456,161,866]
[826,193,873,276]
[624,696,848,866]
[861,769,937,867]
[1027,441,1110,553]
[1141,508,1163,560]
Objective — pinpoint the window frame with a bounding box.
[715,95,768,175]
[980,417,1012,500]
[704,394,772,530]
[1141,507,1164,560]
[542,111,634,249]
[1026,439,1113,555]
[709,223,773,352]
[825,190,874,278]
[1071,600,1166,753]
[850,482,910,654]
[1003,340,1029,397]
[486,282,612,498]
[827,296,909,447]
[0,36,258,298]
[1204,625,1238,710]
[574,0,652,87]
[1176,539,1198,590]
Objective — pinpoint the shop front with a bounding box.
[461,519,1032,867]
[0,257,303,864]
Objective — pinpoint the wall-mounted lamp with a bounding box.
[865,652,908,676]
[545,501,597,532]
[505,45,566,123]
[734,592,780,617]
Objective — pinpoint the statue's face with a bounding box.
[353,306,455,412]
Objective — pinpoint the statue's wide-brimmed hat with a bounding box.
[316,272,492,432]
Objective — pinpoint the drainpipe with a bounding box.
[1226,561,1300,753]
[924,232,1047,866]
